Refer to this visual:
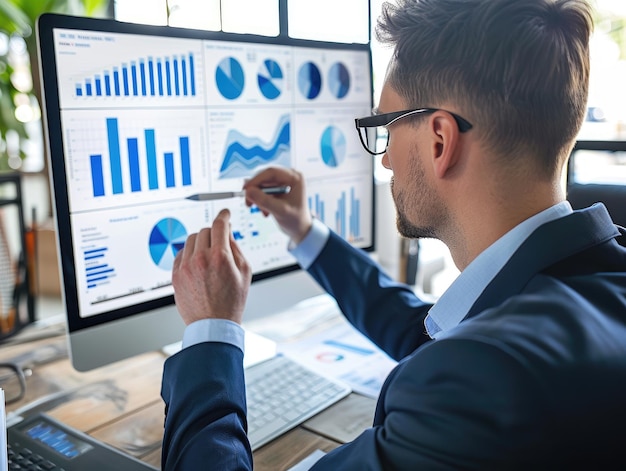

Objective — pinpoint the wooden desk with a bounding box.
[1,329,377,470]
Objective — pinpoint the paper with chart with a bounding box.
[277,321,398,398]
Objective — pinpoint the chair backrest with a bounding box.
[567,183,626,226]
[567,141,626,227]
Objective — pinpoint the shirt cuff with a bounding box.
[289,218,330,270]
[182,318,245,352]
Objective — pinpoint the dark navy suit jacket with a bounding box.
[161,204,626,470]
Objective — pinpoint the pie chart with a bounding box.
[149,218,187,270]
[328,62,350,99]
[298,61,322,99]
[320,126,346,167]
[216,57,245,100]
[258,59,283,100]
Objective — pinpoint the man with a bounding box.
[161,0,626,469]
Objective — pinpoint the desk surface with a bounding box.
[1,326,377,470]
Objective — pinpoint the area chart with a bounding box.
[219,114,291,179]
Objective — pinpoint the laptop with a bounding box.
[5,411,156,470]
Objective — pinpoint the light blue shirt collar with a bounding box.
[425,201,573,339]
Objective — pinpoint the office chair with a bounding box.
[566,140,626,244]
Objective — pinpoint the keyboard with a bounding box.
[245,355,351,450]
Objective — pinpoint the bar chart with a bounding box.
[309,186,362,241]
[74,52,197,99]
[84,246,116,289]
[89,117,193,198]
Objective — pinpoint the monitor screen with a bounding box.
[37,14,374,371]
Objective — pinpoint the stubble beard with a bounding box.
[391,148,442,240]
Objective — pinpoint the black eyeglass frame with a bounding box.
[0,361,27,404]
[355,108,473,156]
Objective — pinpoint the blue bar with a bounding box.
[127,138,142,192]
[350,188,355,238]
[337,192,346,238]
[356,199,360,237]
[139,60,147,96]
[157,60,164,96]
[173,57,180,96]
[323,339,375,355]
[85,80,92,96]
[84,247,107,256]
[84,253,105,260]
[181,57,188,96]
[95,77,102,96]
[315,194,325,222]
[342,193,347,237]
[165,59,172,96]
[104,73,111,96]
[351,188,360,238]
[145,129,158,190]
[106,118,124,194]
[180,136,191,185]
[164,152,175,188]
[86,264,108,271]
[148,57,155,96]
[131,62,138,95]
[87,268,115,278]
[113,68,120,95]
[87,275,109,283]
[122,65,129,96]
[90,154,105,197]
[189,53,196,95]
[76,85,83,96]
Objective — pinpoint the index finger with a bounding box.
[210,208,232,252]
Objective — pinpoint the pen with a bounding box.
[186,186,291,201]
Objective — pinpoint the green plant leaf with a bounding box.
[0,0,31,35]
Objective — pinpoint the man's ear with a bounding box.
[429,111,462,179]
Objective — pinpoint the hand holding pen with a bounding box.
[242,167,312,245]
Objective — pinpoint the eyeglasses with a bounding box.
[0,362,28,404]
[355,108,473,156]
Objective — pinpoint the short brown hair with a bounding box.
[377,0,593,177]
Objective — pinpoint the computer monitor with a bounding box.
[36,14,374,371]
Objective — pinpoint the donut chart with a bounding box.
[149,218,187,270]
